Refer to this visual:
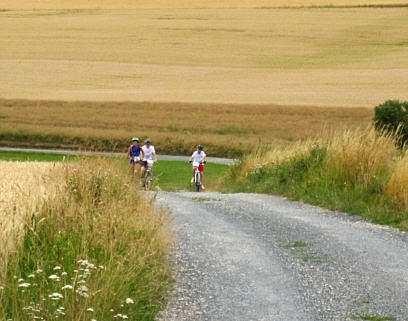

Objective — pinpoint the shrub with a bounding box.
[374,100,408,147]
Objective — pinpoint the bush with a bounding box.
[374,100,408,147]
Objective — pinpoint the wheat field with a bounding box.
[1,3,408,107]
[0,161,62,277]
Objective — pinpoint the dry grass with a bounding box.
[1,5,408,106]
[325,127,398,187]
[387,154,408,208]
[0,99,373,155]
[0,158,172,319]
[0,161,62,277]
[224,127,408,228]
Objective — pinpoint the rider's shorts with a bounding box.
[130,157,141,165]
[142,160,154,168]
[192,161,204,173]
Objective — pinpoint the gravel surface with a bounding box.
[0,147,234,164]
[155,192,408,321]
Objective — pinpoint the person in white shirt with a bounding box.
[189,144,207,189]
[140,138,158,183]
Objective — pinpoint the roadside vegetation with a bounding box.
[0,158,172,320]
[222,127,408,230]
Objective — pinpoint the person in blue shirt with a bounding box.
[127,137,144,179]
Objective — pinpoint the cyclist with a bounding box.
[127,137,144,178]
[189,144,207,190]
[140,138,158,184]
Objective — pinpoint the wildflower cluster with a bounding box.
[8,258,138,320]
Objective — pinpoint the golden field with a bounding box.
[0,99,373,155]
[1,3,408,107]
[0,161,62,276]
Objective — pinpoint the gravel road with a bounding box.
[155,192,408,321]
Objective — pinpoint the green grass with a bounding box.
[0,150,76,162]
[153,160,230,191]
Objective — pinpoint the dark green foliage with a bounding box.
[374,100,408,147]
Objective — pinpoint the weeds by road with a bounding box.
[0,158,172,320]
[222,127,408,230]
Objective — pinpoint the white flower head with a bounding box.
[49,275,60,281]
[18,283,31,288]
[53,266,62,271]
[125,298,134,304]
[61,272,68,276]
[87,308,94,312]
[61,285,73,290]
[0,285,4,290]
[36,269,43,274]
[28,274,36,278]
[48,292,63,300]
[18,278,24,283]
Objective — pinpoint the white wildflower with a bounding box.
[0,285,4,290]
[61,285,73,290]
[49,275,60,281]
[18,278,24,283]
[61,272,68,276]
[114,314,128,319]
[28,274,36,278]
[87,308,94,312]
[74,269,78,273]
[53,266,62,271]
[48,292,63,300]
[98,265,104,270]
[36,269,43,274]
[125,298,134,304]
[18,283,31,288]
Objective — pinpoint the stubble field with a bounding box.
[1,1,407,153]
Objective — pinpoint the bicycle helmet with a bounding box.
[145,138,151,144]
[132,137,139,142]
[197,144,204,150]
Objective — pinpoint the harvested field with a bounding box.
[0,161,62,277]
[1,5,408,107]
[0,99,373,156]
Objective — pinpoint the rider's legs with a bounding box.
[134,162,141,178]
[199,164,205,189]
[129,160,135,177]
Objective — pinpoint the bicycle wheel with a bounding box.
[145,170,153,191]
[195,171,200,192]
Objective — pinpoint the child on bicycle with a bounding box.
[189,144,207,190]
[140,138,158,185]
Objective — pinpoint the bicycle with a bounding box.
[191,161,205,192]
[142,160,154,191]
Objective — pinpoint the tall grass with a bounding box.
[222,127,408,230]
[0,158,172,320]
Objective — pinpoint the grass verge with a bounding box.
[0,158,172,320]
[0,150,77,162]
[221,127,408,230]
[153,160,230,191]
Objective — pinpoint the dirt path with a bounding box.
[156,192,408,321]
